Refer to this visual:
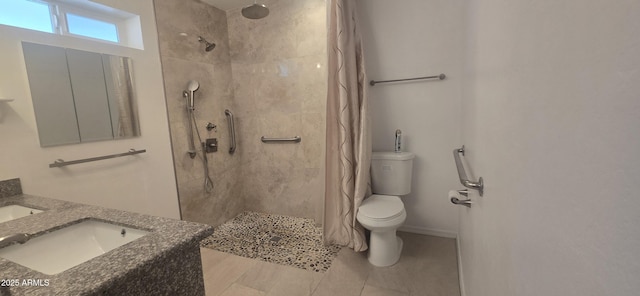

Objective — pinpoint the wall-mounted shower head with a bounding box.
[198,36,216,52]
[242,1,269,19]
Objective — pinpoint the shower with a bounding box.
[183,80,214,192]
[242,1,269,19]
[158,0,326,228]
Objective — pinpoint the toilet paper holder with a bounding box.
[451,189,472,208]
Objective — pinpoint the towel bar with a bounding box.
[49,149,146,168]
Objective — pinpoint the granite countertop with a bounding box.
[0,194,213,295]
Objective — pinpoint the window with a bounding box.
[66,13,119,43]
[0,0,142,48]
[0,0,53,33]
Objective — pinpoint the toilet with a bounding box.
[357,151,415,267]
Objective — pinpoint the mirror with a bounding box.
[22,42,140,147]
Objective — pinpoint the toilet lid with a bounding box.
[359,195,404,220]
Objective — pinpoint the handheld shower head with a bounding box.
[185,80,200,110]
[198,36,216,52]
[183,80,200,159]
[187,80,200,92]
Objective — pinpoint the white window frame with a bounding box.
[0,0,56,33]
[1,0,135,45]
[51,1,125,44]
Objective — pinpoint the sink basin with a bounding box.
[0,205,43,223]
[0,220,149,275]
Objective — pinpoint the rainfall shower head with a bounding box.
[242,1,269,19]
[198,36,216,52]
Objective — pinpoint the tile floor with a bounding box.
[200,232,461,296]
[201,212,342,272]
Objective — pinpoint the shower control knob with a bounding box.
[206,122,217,131]
[205,138,218,153]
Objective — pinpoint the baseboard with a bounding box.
[456,234,466,296]
[398,225,457,238]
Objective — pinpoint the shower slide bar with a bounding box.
[225,109,236,154]
[261,136,301,143]
[49,149,146,168]
[369,73,446,86]
[453,145,484,196]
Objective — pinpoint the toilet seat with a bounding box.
[359,194,404,220]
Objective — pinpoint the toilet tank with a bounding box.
[371,152,415,195]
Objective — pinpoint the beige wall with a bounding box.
[154,0,243,226]
[155,0,326,226]
[227,0,327,222]
[0,0,180,219]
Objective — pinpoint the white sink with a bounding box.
[0,205,43,223]
[0,220,149,275]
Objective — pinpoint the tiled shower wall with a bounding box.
[154,0,243,226]
[155,0,326,226]
[227,0,327,223]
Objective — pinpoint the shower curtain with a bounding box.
[324,0,371,252]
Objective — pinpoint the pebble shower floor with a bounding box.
[200,211,342,272]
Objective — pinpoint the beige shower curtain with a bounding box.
[324,0,371,252]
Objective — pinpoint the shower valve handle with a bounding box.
[205,138,218,153]
[206,122,217,131]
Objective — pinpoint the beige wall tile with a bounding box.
[227,0,328,222]
[157,0,326,225]
[155,0,230,64]
[155,0,243,227]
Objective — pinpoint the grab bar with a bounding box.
[261,136,301,143]
[225,109,236,154]
[49,149,146,168]
[453,145,484,196]
[370,73,446,86]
